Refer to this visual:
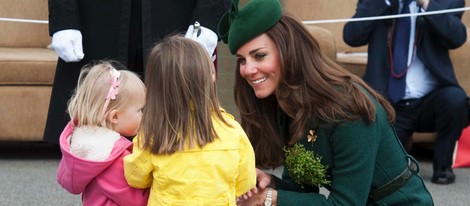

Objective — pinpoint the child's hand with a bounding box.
[236,187,258,202]
[256,168,272,189]
[237,188,275,206]
[236,169,273,203]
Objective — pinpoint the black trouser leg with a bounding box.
[417,87,468,169]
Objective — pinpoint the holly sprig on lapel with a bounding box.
[284,143,330,187]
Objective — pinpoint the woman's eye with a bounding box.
[237,58,246,65]
[255,53,266,60]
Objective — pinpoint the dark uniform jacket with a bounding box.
[44,0,230,143]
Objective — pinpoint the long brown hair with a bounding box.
[142,35,230,154]
[234,13,395,168]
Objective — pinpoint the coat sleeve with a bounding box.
[48,0,81,36]
[98,151,150,206]
[343,0,392,47]
[235,132,257,196]
[123,137,154,189]
[421,0,467,49]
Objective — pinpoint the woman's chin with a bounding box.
[254,90,272,99]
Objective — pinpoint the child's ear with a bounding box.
[107,109,119,124]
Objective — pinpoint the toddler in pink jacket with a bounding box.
[56,61,149,206]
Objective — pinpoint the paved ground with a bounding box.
[0,142,469,206]
[0,142,81,206]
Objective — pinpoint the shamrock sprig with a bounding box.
[284,143,331,187]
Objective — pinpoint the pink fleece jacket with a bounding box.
[57,122,149,206]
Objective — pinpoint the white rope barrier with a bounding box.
[303,7,470,25]
[0,7,469,25]
[0,17,48,24]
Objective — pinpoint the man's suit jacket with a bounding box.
[343,0,467,95]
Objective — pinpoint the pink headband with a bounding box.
[100,69,121,119]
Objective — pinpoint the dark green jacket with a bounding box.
[275,96,433,205]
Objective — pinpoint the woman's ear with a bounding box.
[107,109,119,124]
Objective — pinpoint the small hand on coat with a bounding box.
[415,0,429,10]
[237,187,275,206]
[51,29,84,62]
[237,168,275,206]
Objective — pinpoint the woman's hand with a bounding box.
[237,187,277,206]
[236,169,277,206]
[237,187,258,201]
[256,168,273,189]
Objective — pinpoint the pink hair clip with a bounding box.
[100,69,121,119]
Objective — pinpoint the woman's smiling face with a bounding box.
[236,33,281,99]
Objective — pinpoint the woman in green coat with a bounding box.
[217,0,433,205]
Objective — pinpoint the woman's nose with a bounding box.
[243,61,257,74]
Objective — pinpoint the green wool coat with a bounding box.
[274,96,434,205]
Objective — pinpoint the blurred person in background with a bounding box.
[344,0,469,185]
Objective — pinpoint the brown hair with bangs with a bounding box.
[234,12,395,168]
[141,35,230,154]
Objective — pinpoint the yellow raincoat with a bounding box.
[124,110,256,206]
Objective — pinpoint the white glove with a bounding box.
[185,24,218,61]
[51,29,84,62]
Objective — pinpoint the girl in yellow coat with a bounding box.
[124,35,256,206]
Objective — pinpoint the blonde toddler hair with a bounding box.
[67,61,146,129]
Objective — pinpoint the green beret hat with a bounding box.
[217,0,282,54]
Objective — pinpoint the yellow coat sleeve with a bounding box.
[235,132,257,196]
[123,135,153,189]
